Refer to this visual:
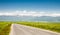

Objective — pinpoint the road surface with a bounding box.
[9,24,60,35]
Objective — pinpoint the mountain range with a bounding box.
[0,16,60,22]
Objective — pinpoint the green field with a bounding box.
[0,21,60,35]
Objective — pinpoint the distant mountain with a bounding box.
[0,16,60,22]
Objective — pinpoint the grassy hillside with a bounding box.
[16,21,60,33]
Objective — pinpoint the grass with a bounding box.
[0,21,12,35]
[16,21,60,33]
[0,21,60,35]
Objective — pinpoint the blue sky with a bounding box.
[0,0,60,12]
[0,0,60,17]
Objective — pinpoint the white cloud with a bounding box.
[0,10,60,17]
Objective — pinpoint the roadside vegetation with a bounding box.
[0,21,60,35]
[0,21,12,35]
[16,21,60,33]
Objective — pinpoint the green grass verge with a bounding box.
[0,21,12,35]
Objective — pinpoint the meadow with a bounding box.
[0,21,60,35]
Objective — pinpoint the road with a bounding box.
[9,24,60,35]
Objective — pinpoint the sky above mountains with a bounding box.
[0,0,60,17]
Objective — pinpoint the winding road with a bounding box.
[9,24,60,35]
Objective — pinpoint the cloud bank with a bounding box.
[0,10,60,17]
